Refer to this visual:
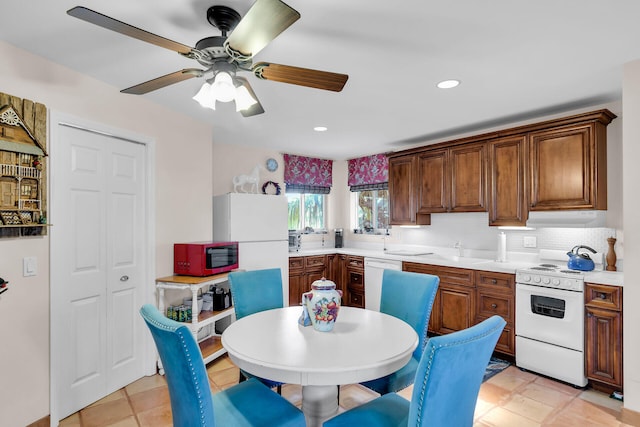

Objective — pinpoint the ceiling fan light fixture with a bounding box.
[193,81,216,110]
[211,71,236,102]
[235,85,258,111]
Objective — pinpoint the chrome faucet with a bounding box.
[454,241,464,257]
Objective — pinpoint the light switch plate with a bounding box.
[523,236,537,248]
[23,256,37,277]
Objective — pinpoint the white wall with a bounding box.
[0,41,214,426]
[623,59,640,413]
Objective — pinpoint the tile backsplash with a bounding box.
[379,212,621,270]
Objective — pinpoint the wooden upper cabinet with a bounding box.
[488,135,527,226]
[529,120,608,211]
[388,109,615,225]
[449,143,486,212]
[389,155,431,225]
[416,149,448,213]
[416,143,486,214]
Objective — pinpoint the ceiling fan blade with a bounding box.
[253,62,349,92]
[226,0,300,59]
[235,77,265,117]
[67,6,195,56]
[121,69,203,95]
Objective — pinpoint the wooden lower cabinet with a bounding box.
[344,255,365,308]
[585,283,623,391]
[475,270,516,356]
[288,255,327,306]
[403,262,475,335]
[288,254,362,308]
[403,262,515,356]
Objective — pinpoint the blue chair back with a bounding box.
[408,315,506,426]
[380,269,439,360]
[140,304,214,427]
[228,268,284,319]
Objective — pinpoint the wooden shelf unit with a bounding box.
[155,273,235,370]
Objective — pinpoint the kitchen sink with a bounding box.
[384,249,434,256]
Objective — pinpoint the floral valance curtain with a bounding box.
[283,154,333,194]
[347,153,389,191]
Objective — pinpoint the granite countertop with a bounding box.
[289,247,624,287]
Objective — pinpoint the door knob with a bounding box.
[120,275,129,282]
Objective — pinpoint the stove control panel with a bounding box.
[516,272,584,291]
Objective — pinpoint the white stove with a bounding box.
[515,262,588,387]
[516,263,584,291]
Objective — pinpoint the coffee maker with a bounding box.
[334,228,343,248]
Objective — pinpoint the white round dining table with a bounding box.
[221,306,418,427]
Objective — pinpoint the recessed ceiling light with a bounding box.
[314,126,328,132]
[437,79,460,89]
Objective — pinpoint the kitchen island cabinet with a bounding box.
[585,283,623,393]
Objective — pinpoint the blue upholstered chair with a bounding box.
[140,304,304,427]
[324,315,507,427]
[360,269,439,395]
[228,268,285,393]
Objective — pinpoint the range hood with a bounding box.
[525,210,607,228]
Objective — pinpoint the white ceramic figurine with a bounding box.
[232,164,262,193]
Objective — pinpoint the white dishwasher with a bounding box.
[364,257,402,311]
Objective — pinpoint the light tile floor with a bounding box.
[59,355,638,427]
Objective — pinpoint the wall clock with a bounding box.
[266,158,278,172]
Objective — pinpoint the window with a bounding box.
[353,189,389,232]
[287,193,326,231]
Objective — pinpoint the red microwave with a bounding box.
[174,242,239,276]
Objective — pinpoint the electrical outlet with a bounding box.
[523,236,537,248]
[23,256,37,277]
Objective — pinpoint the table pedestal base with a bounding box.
[302,385,339,427]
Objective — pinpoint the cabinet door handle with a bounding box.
[599,293,607,299]
[120,275,129,282]
[491,303,498,309]
[491,279,497,284]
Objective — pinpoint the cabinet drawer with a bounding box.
[305,255,327,269]
[289,257,304,270]
[438,266,474,286]
[403,262,438,276]
[477,292,513,321]
[347,290,365,308]
[585,283,622,311]
[348,271,364,287]
[347,256,364,269]
[476,271,514,292]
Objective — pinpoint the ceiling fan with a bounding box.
[67,0,349,117]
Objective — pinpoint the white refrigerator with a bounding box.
[212,193,290,304]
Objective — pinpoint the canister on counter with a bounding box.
[335,228,343,248]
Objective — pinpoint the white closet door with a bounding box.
[51,117,149,420]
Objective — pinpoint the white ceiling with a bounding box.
[2,0,640,160]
